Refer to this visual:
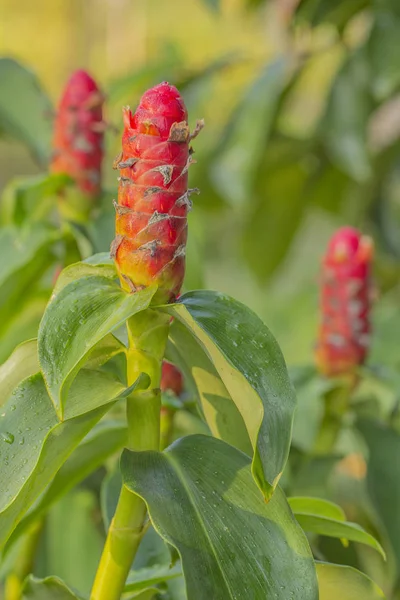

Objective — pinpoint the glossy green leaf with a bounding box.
[5,421,126,554]
[163,290,296,499]
[292,504,385,558]
[316,562,385,599]
[38,276,156,416]
[0,339,38,405]
[0,369,142,549]
[357,418,400,568]
[53,259,117,296]
[22,575,83,599]
[0,173,71,226]
[167,321,252,455]
[101,467,182,598]
[0,58,53,165]
[212,58,293,207]
[121,435,318,599]
[321,51,372,182]
[289,497,346,521]
[125,564,182,592]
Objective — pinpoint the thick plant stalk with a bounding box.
[112,81,201,304]
[90,311,170,600]
[51,69,105,221]
[91,82,200,600]
[315,226,374,379]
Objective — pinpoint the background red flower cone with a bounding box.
[51,69,104,220]
[315,226,374,378]
[160,360,184,396]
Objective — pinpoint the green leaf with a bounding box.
[0,58,53,166]
[44,489,103,596]
[0,173,71,226]
[289,497,346,521]
[84,252,115,266]
[373,0,400,17]
[125,564,182,592]
[316,562,385,599]
[4,421,126,555]
[242,158,309,282]
[0,369,141,550]
[296,0,370,29]
[38,277,156,417]
[0,293,48,366]
[291,500,385,558]
[167,321,252,455]
[0,339,38,405]
[357,418,400,568]
[162,290,296,499]
[22,575,83,599]
[121,435,318,600]
[212,58,293,207]
[321,51,372,182]
[101,469,172,569]
[289,453,340,497]
[125,589,160,600]
[290,367,329,452]
[53,259,117,296]
[368,12,400,100]
[0,226,59,333]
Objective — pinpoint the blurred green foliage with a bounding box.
[2,0,400,597]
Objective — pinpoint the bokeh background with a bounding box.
[0,0,400,362]
[2,0,399,369]
[1,1,400,597]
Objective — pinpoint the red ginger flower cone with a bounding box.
[51,70,104,218]
[112,82,200,304]
[315,226,374,378]
[161,360,184,396]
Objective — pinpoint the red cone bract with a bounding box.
[112,82,197,303]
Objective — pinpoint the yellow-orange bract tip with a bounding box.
[332,242,350,263]
[122,106,132,128]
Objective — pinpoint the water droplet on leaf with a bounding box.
[1,432,14,444]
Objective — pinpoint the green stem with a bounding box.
[4,521,43,600]
[90,309,170,600]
